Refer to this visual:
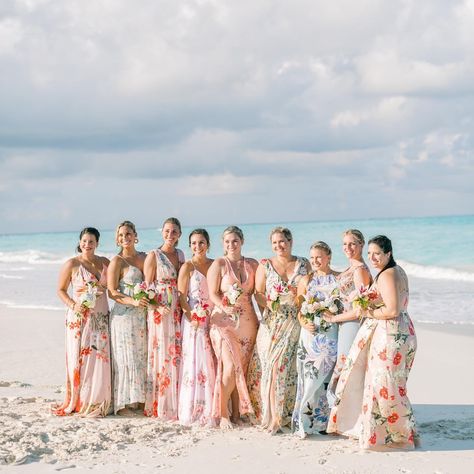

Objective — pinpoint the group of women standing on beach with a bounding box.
[54,218,419,450]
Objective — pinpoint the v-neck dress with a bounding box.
[53,263,111,417]
[247,257,309,430]
[209,257,258,418]
[144,248,184,420]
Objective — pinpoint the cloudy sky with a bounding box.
[0,0,473,234]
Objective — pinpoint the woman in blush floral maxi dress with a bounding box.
[108,221,148,415]
[53,227,111,417]
[207,226,259,429]
[292,242,339,438]
[326,235,418,449]
[177,229,215,426]
[326,229,372,406]
[143,217,185,420]
[248,227,310,434]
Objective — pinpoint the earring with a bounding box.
[135,238,139,244]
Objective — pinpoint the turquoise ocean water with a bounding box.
[0,215,473,324]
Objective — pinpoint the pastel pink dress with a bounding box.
[144,248,184,420]
[327,266,418,449]
[178,266,216,426]
[210,257,258,418]
[53,264,111,417]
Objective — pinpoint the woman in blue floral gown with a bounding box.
[292,241,340,438]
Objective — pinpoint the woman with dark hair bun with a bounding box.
[53,227,111,417]
[327,235,419,450]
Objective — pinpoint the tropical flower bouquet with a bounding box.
[78,281,98,310]
[300,288,343,332]
[351,286,384,319]
[222,283,243,324]
[130,281,157,304]
[267,281,291,312]
[190,300,211,326]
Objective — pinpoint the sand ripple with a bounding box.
[0,395,210,466]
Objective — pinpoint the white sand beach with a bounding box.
[1,306,474,474]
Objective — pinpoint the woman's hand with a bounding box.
[134,297,149,309]
[301,319,315,334]
[322,313,336,323]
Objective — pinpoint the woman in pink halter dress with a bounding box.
[177,228,215,426]
[207,226,259,429]
[143,217,185,420]
[53,227,111,417]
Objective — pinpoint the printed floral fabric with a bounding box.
[327,268,418,449]
[53,264,111,417]
[144,248,184,420]
[292,273,339,436]
[178,268,216,426]
[327,264,370,406]
[210,257,258,418]
[110,264,147,413]
[247,257,309,430]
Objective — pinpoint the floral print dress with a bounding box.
[144,248,184,420]
[327,264,370,406]
[53,264,111,417]
[210,257,258,418]
[247,257,309,430]
[110,264,147,413]
[292,273,339,437]
[178,267,216,427]
[327,266,418,449]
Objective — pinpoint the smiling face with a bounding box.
[310,247,331,273]
[190,233,209,257]
[79,233,98,255]
[116,225,136,250]
[271,232,292,257]
[162,222,181,247]
[343,233,363,261]
[368,242,391,270]
[223,232,243,257]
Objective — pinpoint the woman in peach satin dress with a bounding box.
[207,226,259,429]
[54,227,111,417]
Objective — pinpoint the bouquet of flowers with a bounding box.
[300,288,343,332]
[76,280,98,314]
[221,283,243,324]
[222,282,243,307]
[190,300,211,326]
[267,282,290,312]
[351,286,384,319]
[130,281,157,304]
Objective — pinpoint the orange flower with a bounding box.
[378,349,387,361]
[393,352,402,365]
[332,414,337,423]
[369,432,377,445]
[387,413,399,424]
[399,386,407,397]
[379,386,388,399]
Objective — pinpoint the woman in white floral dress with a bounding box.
[108,221,148,415]
[248,227,310,434]
[177,228,215,426]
